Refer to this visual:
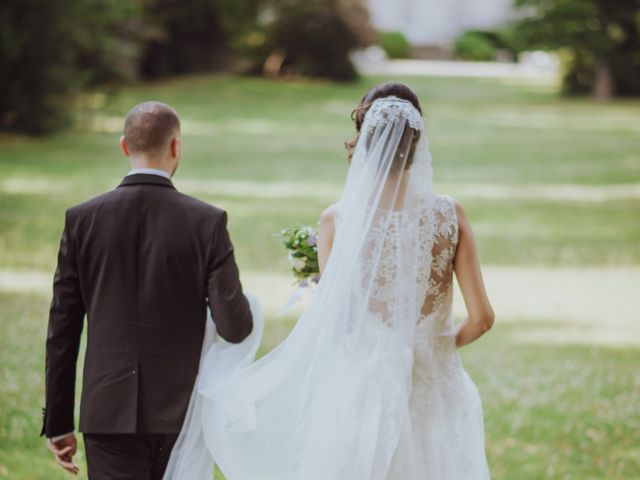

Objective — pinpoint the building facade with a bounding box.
[367,0,514,47]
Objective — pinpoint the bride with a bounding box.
[165,82,495,479]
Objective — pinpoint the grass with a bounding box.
[0,72,639,479]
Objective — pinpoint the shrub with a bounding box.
[454,31,498,61]
[380,32,412,59]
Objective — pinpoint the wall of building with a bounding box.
[368,0,514,46]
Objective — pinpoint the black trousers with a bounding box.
[84,433,179,480]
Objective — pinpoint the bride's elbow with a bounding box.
[471,309,495,332]
[481,309,495,332]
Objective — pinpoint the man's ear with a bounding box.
[120,136,130,157]
[171,137,181,159]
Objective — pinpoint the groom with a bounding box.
[42,101,253,478]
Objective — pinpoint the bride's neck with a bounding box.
[380,172,409,210]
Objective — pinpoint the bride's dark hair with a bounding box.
[346,82,423,168]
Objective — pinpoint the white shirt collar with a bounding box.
[127,168,171,179]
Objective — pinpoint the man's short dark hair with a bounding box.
[124,101,180,154]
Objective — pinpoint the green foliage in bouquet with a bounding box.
[281,225,320,285]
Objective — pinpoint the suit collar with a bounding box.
[118,174,176,189]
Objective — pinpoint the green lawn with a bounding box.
[1,73,639,479]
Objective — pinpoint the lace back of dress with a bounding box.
[418,194,459,334]
[359,202,428,331]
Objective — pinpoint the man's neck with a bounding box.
[128,167,172,179]
[129,159,172,175]
[129,154,173,174]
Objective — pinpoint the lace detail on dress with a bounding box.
[354,194,457,333]
[360,198,433,328]
[328,194,489,480]
[418,194,458,331]
[391,194,490,479]
[407,334,476,477]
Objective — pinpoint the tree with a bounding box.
[257,0,376,81]
[140,0,264,77]
[0,0,142,134]
[0,0,371,134]
[514,0,640,99]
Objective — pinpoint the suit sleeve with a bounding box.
[42,211,86,437]
[207,211,253,343]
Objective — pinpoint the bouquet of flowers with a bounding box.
[280,225,320,287]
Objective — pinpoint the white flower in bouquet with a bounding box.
[294,257,307,270]
[287,253,307,270]
[280,224,320,313]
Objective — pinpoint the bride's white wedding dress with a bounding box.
[165,97,490,479]
[385,195,489,478]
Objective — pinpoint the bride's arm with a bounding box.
[452,201,495,348]
[318,205,337,274]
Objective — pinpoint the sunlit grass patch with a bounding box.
[467,321,640,480]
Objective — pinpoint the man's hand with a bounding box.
[47,434,79,475]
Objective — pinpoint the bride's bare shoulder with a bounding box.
[320,201,341,226]
[446,196,472,238]
[318,202,340,268]
[435,193,466,221]
[451,197,466,221]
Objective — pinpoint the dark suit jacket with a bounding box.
[42,174,253,437]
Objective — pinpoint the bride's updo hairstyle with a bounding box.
[346,82,423,170]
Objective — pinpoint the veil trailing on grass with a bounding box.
[165,96,437,479]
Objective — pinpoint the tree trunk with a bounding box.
[593,61,614,101]
[263,50,287,78]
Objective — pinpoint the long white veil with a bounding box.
[166,96,437,479]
